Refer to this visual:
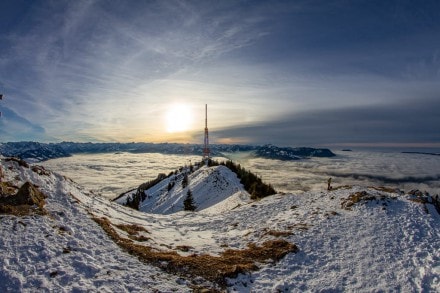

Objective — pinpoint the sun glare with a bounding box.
[165,104,193,133]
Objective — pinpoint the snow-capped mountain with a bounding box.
[0,141,70,162]
[0,141,336,162]
[1,156,439,291]
[115,164,251,214]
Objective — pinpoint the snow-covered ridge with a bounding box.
[1,157,439,291]
[116,164,251,214]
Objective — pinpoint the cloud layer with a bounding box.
[41,151,440,199]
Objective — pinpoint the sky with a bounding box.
[0,0,439,149]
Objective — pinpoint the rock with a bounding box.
[0,182,47,215]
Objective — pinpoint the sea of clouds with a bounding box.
[41,151,440,199]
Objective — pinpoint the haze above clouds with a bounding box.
[1,0,439,148]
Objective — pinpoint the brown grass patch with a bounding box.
[331,185,352,191]
[128,235,150,242]
[31,165,51,176]
[406,191,431,214]
[287,223,309,231]
[265,230,293,237]
[115,223,149,235]
[370,186,400,193]
[0,181,18,196]
[341,191,376,210]
[0,204,46,216]
[93,216,297,288]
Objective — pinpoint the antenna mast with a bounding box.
[203,104,210,162]
[0,93,3,117]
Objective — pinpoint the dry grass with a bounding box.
[287,223,310,231]
[406,191,430,214]
[341,190,399,210]
[265,230,293,237]
[341,191,376,210]
[128,235,150,242]
[31,165,51,176]
[370,186,400,193]
[93,216,298,288]
[115,223,149,235]
[0,181,18,196]
[331,185,352,191]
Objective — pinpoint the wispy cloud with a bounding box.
[0,0,439,145]
[0,105,54,141]
[1,0,274,142]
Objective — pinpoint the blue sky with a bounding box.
[0,0,439,148]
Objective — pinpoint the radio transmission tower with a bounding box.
[0,93,3,117]
[203,104,210,163]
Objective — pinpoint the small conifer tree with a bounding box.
[183,189,197,211]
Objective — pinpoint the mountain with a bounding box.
[0,141,70,162]
[115,164,252,214]
[0,141,335,162]
[1,156,438,291]
[255,144,336,160]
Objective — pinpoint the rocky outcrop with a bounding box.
[0,182,47,215]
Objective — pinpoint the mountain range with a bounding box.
[0,141,335,162]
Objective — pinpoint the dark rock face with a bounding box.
[13,182,47,208]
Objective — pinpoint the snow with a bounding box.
[117,165,251,214]
[0,157,191,292]
[1,156,439,291]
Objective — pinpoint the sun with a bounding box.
[165,104,193,133]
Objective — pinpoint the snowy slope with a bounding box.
[117,165,251,214]
[226,188,440,291]
[0,157,191,292]
[1,156,439,291]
